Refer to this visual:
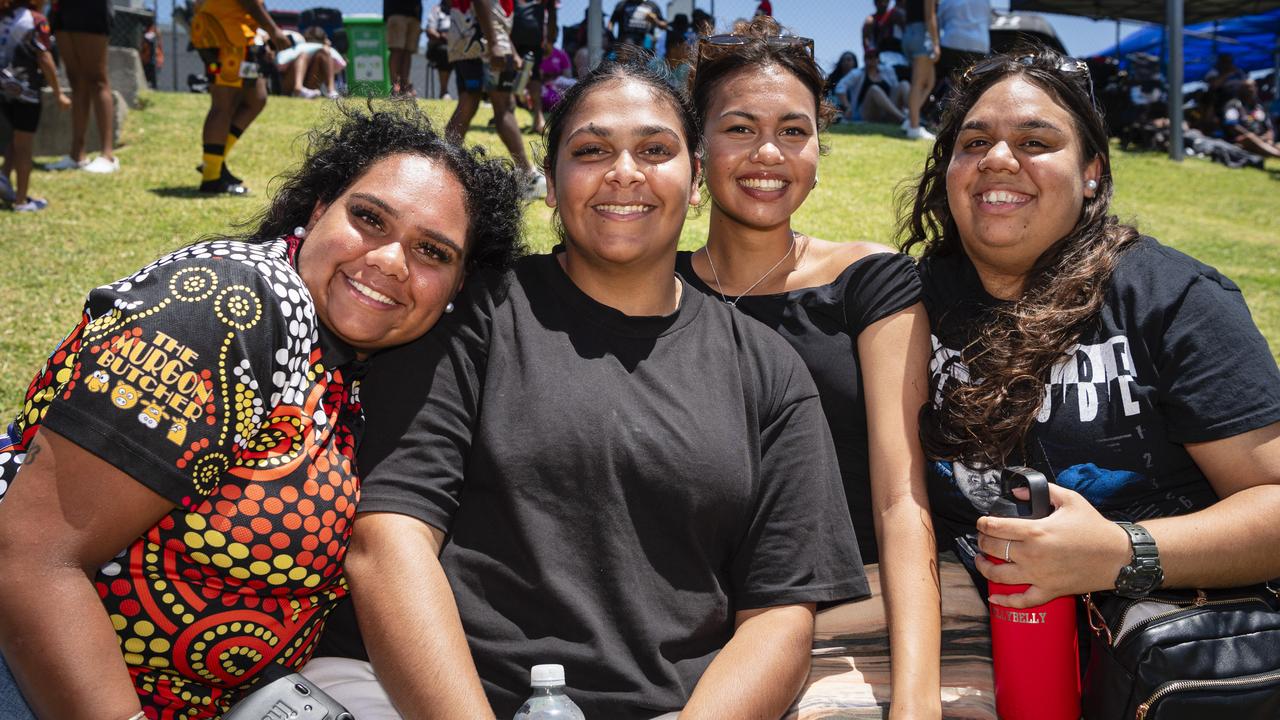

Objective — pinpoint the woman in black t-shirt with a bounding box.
[902,49,1280,611]
[336,59,865,720]
[678,16,967,720]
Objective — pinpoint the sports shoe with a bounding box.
[45,155,87,171]
[195,163,243,185]
[83,155,120,174]
[199,178,250,196]
[523,170,547,200]
[0,175,14,203]
[905,125,936,141]
[295,87,321,99]
[13,197,48,212]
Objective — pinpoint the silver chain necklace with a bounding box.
[703,231,797,307]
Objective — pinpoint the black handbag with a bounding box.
[1081,585,1280,719]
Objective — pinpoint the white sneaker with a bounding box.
[13,197,48,212]
[83,155,120,174]
[524,170,548,200]
[46,155,87,171]
[0,175,14,203]
[905,125,936,141]
[295,87,321,99]
[901,117,912,131]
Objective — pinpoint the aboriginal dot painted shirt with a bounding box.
[0,236,365,719]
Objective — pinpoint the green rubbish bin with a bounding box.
[344,14,391,97]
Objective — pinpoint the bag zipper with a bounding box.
[1114,591,1270,647]
[1135,668,1280,719]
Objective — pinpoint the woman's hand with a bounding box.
[974,484,1131,608]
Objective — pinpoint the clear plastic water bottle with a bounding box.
[512,664,586,720]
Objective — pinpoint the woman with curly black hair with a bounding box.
[904,47,1280,612]
[0,102,524,720]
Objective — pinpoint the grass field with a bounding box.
[0,91,1277,417]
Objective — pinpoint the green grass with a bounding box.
[1,91,1277,417]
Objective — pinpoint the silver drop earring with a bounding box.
[444,301,455,314]
[293,226,308,239]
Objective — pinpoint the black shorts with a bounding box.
[513,42,544,82]
[50,0,114,35]
[426,42,450,69]
[1,99,41,133]
[453,58,484,94]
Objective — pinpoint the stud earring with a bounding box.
[444,301,455,314]
[1085,179,1098,192]
[813,173,819,188]
[293,226,308,239]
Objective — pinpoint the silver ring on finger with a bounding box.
[1003,539,1012,563]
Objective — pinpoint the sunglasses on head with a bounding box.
[963,53,1096,106]
[696,34,815,66]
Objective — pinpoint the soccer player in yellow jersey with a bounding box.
[189,0,289,194]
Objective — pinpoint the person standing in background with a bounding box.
[862,0,907,82]
[425,0,453,99]
[510,0,554,135]
[188,0,290,195]
[45,0,118,173]
[935,0,989,89]
[608,0,666,49]
[1,0,70,211]
[139,19,163,89]
[901,0,938,140]
[385,0,423,97]
[755,0,772,16]
[445,0,545,198]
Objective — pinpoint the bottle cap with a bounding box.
[530,664,566,687]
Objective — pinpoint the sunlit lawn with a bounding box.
[0,91,1277,416]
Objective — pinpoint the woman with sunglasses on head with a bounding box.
[679,16,961,720]
[0,104,525,720]
[323,57,866,720]
[905,47,1280,626]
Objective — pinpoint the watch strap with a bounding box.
[1115,521,1164,598]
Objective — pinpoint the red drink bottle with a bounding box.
[987,467,1081,720]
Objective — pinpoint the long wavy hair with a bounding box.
[898,47,1140,468]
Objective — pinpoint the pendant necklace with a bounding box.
[704,231,797,307]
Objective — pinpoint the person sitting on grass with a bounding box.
[0,103,525,720]
[277,27,345,99]
[1223,78,1280,160]
[306,58,866,720]
[0,0,69,212]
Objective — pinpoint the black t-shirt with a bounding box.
[610,0,662,45]
[676,251,921,564]
[510,0,548,47]
[383,0,423,20]
[905,0,926,24]
[920,237,1280,570]
[351,252,866,719]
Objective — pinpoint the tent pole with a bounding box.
[588,0,603,69]
[1167,0,1183,162]
[1115,19,1121,62]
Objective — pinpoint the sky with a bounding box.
[150,0,1151,72]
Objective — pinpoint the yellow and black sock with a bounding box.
[201,143,225,184]
[225,125,243,159]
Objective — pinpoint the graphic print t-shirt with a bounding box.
[0,9,51,104]
[0,238,365,718]
[920,237,1280,562]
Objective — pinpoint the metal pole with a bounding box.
[588,0,603,69]
[171,0,178,91]
[1115,19,1120,63]
[1167,0,1183,162]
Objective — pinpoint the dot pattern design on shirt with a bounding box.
[0,238,363,720]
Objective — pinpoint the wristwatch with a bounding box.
[1114,521,1164,598]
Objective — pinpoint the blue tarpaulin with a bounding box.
[1095,9,1280,82]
